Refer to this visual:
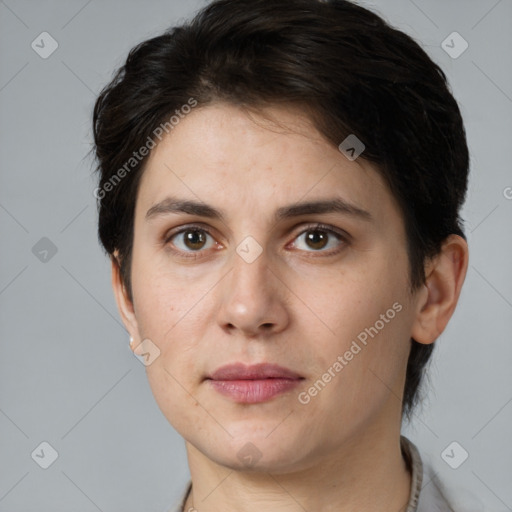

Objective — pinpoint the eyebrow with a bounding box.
[145,196,373,223]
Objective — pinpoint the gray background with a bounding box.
[0,0,511,510]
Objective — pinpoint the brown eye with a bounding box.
[304,230,329,250]
[167,227,216,253]
[292,225,347,254]
[182,229,207,250]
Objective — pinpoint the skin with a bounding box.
[112,103,468,512]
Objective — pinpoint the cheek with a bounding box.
[300,259,407,344]
[131,274,175,340]
[130,245,198,339]
[300,252,411,390]
[145,363,207,439]
[296,305,411,439]
[132,263,209,432]
[130,250,213,380]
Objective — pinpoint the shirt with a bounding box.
[168,436,484,512]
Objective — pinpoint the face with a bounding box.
[123,103,422,473]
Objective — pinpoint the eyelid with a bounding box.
[164,222,216,241]
[292,222,351,242]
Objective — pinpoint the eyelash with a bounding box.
[163,223,350,259]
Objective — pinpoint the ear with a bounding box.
[411,234,469,345]
[111,251,140,349]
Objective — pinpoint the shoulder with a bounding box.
[417,464,486,512]
[402,436,486,512]
[168,481,192,512]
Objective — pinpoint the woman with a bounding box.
[92,1,477,510]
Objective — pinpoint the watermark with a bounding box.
[236,235,263,263]
[298,301,402,405]
[441,31,468,60]
[338,134,365,161]
[503,186,512,200]
[93,97,198,200]
[31,32,59,59]
[32,236,58,263]
[441,441,469,469]
[237,442,263,467]
[132,338,161,366]
[31,441,59,469]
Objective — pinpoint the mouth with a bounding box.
[205,362,305,404]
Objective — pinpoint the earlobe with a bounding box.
[111,251,140,343]
[411,235,469,345]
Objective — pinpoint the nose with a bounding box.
[216,248,290,338]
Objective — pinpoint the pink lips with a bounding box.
[206,363,304,403]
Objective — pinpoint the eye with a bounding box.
[165,226,218,255]
[164,223,349,259]
[291,224,348,253]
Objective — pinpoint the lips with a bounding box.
[207,362,303,381]
[205,363,304,404]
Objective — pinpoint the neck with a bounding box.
[183,424,412,512]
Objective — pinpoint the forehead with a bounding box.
[135,103,398,226]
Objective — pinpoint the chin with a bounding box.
[197,434,316,474]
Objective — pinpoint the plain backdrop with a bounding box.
[1,0,511,510]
